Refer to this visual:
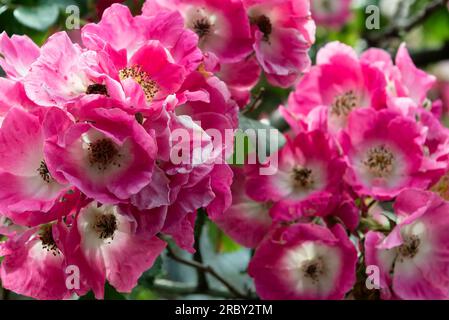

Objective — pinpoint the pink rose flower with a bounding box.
[365,189,449,300]
[342,108,434,200]
[282,41,387,134]
[244,0,315,87]
[245,130,346,221]
[61,202,166,299]
[249,223,357,300]
[142,0,253,63]
[44,105,157,204]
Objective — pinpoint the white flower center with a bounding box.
[331,90,358,117]
[363,144,395,178]
[87,138,122,171]
[283,242,341,297]
[291,166,315,191]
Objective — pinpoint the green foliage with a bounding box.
[129,287,158,300]
[0,0,88,45]
[13,3,60,31]
[123,0,145,15]
[103,283,127,300]
[422,8,449,45]
[246,77,291,119]
[207,221,241,254]
[80,283,126,300]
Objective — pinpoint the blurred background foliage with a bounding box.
[0,0,449,300]
[0,0,89,45]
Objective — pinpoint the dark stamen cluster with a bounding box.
[88,138,121,171]
[38,160,52,183]
[302,258,325,283]
[254,15,272,41]
[193,17,212,39]
[399,235,421,259]
[331,90,358,117]
[93,214,118,240]
[363,145,395,178]
[39,224,60,256]
[86,83,109,96]
[292,167,314,189]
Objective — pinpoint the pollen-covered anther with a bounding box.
[363,145,395,178]
[331,90,358,116]
[39,224,60,256]
[292,167,315,190]
[88,138,121,171]
[37,160,52,183]
[119,65,159,102]
[93,213,117,240]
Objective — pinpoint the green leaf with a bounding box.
[207,221,241,254]
[130,287,158,300]
[78,291,95,300]
[382,210,398,224]
[379,201,394,212]
[14,4,60,31]
[104,283,127,300]
[39,0,79,9]
[0,5,8,16]
[39,0,89,16]
[422,8,449,45]
[237,114,286,162]
[0,9,45,44]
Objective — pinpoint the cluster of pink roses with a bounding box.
[215,42,449,300]
[0,1,314,299]
[1,0,448,301]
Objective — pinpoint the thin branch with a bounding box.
[359,199,369,218]
[367,199,377,211]
[193,210,208,291]
[368,0,449,45]
[165,244,250,299]
[243,88,265,115]
[411,42,449,66]
[388,0,448,37]
[359,217,391,234]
